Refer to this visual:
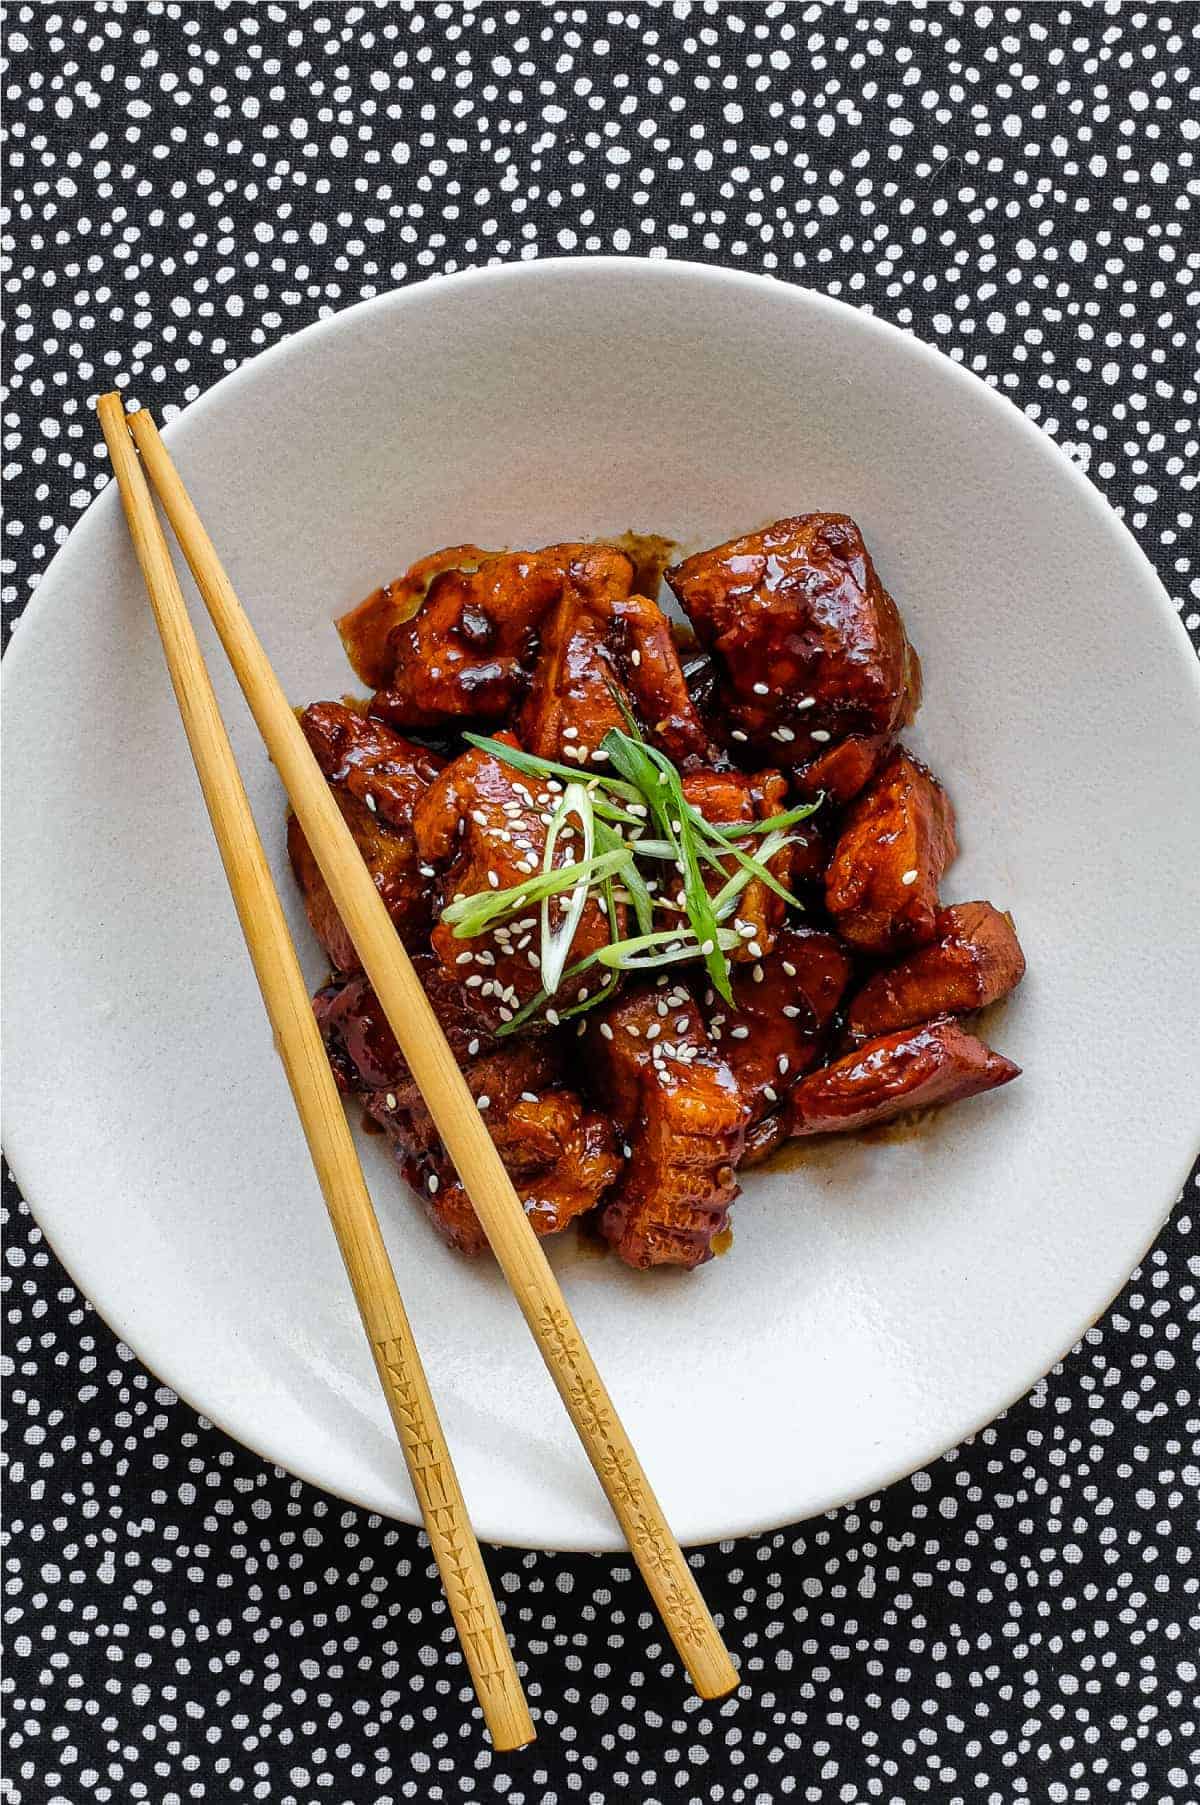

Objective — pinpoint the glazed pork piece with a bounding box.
[584,985,748,1269]
[845,902,1026,1043]
[790,732,895,807]
[287,702,444,973]
[519,585,715,770]
[667,513,921,792]
[365,542,637,734]
[788,1018,1020,1136]
[679,768,795,961]
[336,544,491,691]
[708,927,855,1164]
[413,733,621,1029]
[825,748,958,953]
[315,967,620,1255]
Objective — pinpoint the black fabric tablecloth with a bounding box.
[3,6,1198,1801]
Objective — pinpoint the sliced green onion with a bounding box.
[449,713,825,1029]
[705,797,823,837]
[595,925,743,970]
[685,804,803,908]
[540,783,595,996]
[441,847,628,937]
[595,820,655,936]
[493,946,607,1037]
[461,732,641,807]
[711,830,801,919]
[601,728,733,1003]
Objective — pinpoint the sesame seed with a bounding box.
[810,729,831,743]
[365,793,378,812]
[797,695,816,711]
[476,1094,491,1111]
[562,726,578,739]
[781,961,797,978]
[498,1007,513,1022]
[472,810,488,827]
[626,1024,641,1038]
[782,1005,800,1019]
[772,726,795,743]
[901,868,919,886]
[467,1038,480,1056]
[777,1054,790,1075]
[701,938,715,955]
[546,1008,560,1025]
[600,1022,614,1040]
[753,681,769,695]
[465,975,483,988]
[657,1000,669,1016]
[630,649,641,667]
[592,748,610,762]
[419,864,436,878]
[455,951,473,966]
[385,1092,397,1110]
[752,963,764,983]
[622,1143,633,1158]
[676,1015,690,1032]
[747,940,763,958]
[763,1085,778,1104]
[736,920,756,938]
[730,1026,750,1040]
[731,730,748,742]
[428,1174,440,1194]
[521,1091,538,1103]
[646,1023,661,1040]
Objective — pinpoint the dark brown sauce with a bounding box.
[573,1214,611,1258]
[711,1226,734,1257]
[607,529,677,600]
[763,1106,935,1171]
[360,1109,386,1136]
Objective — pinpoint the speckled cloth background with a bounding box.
[3,4,1198,1802]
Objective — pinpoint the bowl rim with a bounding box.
[4,256,1198,1549]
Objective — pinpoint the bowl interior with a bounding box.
[4,261,1198,1549]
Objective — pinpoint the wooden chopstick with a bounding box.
[124,402,739,1702]
[96,394,535,1753]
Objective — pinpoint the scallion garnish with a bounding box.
[540,782,595,996]
[447,717,824,1030]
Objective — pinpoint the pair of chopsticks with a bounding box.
[97,394,738,1750]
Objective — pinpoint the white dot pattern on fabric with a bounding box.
[3,5,1198,1801]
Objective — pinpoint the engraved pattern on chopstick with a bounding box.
[535,1305,710,1650]
[375,1332,510,1687]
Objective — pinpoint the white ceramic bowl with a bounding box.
[4,260,1198,1550]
